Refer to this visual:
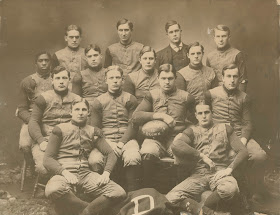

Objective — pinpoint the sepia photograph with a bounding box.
[0,0,279,214]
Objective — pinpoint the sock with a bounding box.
[203,190,221,210]
[142,154,159,189]
[81,195,115,215]
[124,165,143,192]
[54,191,88,215]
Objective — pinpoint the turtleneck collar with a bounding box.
[54,88,69,97]
[67,46,80,52]
[120,39,132,47]
[108,89,122,98]
[189,63,203,70]
[89,64,102,72]
[71,119,87,128]
[163,86,177,96]
[142,68,155,76]
[217,44,231,52]
[222,85,238,96]
[36,70,51,79]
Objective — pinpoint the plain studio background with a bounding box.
[0,0,278,166]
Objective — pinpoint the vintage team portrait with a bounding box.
[0,0,279,214]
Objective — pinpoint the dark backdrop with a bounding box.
[0,0,279,166]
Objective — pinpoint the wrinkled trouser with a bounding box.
[140,137,174,159]
[32,143,48,175]
[244,138,267,193]
[19,124,34,153]
[166,171,239,204]
[45,168,126,201]
[88,139,141,170]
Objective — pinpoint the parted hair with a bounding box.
[214,24,231,36]
[165,20,181,33]
[116,18,133,31]
[222,63,239,76]
[71,98,90,111]
[51,65,70,78]
[158,64,176,78]
[187,42,204,54]
[105,65,124,77]
[139,46,156,59]
[195,99,212,111]
[85,44,101,55]
[65,24,82,36]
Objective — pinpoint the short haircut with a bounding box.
[195,99,212,112]
[158,64,176,78]
[71,98,90,111]
[51,65,70,78]
[116,18,133,31]
[214,24,230,36]
[65,24,82,36]
[85,44,101,55]
[222,64,239,76]
[105,65,123,77]
[34,51,51,63]
[139,46,156,59]
[187,42,204,54]
[165,20,181,33]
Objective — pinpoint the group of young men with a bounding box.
[16,18,267,215]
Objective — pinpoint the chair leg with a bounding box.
[32,174,39,198]
[32,173,47,198]
[20,158,27,192]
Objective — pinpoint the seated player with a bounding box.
[17,51,52,172]
[72,44,108,124]
[44,99,126,215]
[123,46,160,104]
[28,66,81,175]
[176,42,216,101]
[166,100,249,213]
[89,66,141,191]
[131,64,195,189]
[205,64,267,201]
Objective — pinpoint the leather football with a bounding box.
[142,120,169,138]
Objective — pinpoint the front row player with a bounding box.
[166,100,249,212]
[43,99,126,215]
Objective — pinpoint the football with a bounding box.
[142,120,170,138]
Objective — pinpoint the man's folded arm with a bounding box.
[94,130,117,173]
[43,126,64,175]
[226,125,249,170]
[28,95,46,144]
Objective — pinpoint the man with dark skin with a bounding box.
[17,51,53,173]
[44,99,126,215]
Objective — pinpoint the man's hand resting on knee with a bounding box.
[39,141,48,152]
[62,170,78,185]
[96,171,110,186]
[213,168,233,181]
